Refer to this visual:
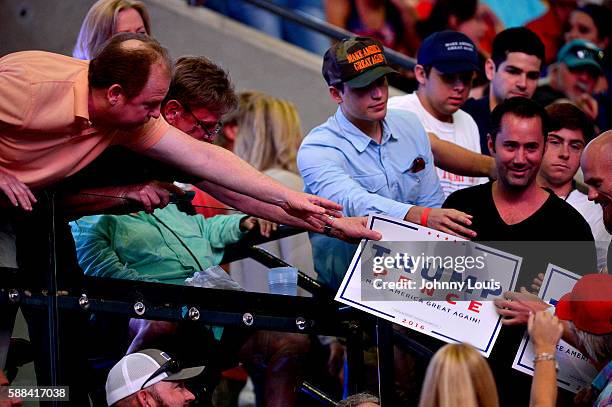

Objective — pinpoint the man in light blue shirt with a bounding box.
[298,37,475,289]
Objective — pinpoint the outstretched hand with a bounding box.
[326,216,382,243]
[280,191,342,218]
[494,288,550,325]
[427,208,476,238]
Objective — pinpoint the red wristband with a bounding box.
[420,207,432,226]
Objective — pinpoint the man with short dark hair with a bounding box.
[388,30,487,196]
[443,97,595,406]
[162,56,237,143]
[463,27,545,154]
[495,130,611,406]
[537,103,610,270]
[444,97,593,247]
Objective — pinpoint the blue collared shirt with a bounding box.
[298,106,445,219]
[298,107,445,289]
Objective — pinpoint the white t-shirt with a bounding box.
[388,93,487,197]
[566,189,611,270]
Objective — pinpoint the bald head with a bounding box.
[119,38,151,51]
[89,32,172,99]
[581,130,612,233]
[583,131,612,162]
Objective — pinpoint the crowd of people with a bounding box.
[0,0,611,406]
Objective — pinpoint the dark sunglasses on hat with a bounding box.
[140,358,181,390]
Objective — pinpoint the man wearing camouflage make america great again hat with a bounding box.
[297,36,476,289]
[322,36,397,88]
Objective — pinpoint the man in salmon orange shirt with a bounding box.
[0,33,378,404]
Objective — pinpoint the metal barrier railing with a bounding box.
[215,0,417,70]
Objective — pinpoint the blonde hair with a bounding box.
[418,343,499,407]
[232,92,302,173]
[73,0,151,60]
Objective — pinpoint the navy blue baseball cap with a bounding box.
[417,30,480,74]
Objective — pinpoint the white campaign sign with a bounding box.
[335,214,521,357]
[512,264,598,393]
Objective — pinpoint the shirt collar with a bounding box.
[74,66,92,131]
[333,107,395,153]
[74,66,90,121]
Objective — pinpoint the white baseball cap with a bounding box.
[105,349,204,406]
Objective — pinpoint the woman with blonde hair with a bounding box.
[418,343,499,407]
[73,0,151,59]
[232,91,301,178]
[227,91,316,292]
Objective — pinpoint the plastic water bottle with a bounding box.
[268,267,298,296]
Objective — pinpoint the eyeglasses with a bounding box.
[140,358,180,390]
[183,105,223,140]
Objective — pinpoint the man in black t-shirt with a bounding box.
[443,97,595,407]
[444,97,595,282]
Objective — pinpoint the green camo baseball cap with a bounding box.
[323,37,397,88]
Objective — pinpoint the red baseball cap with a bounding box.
[555,274,612,335]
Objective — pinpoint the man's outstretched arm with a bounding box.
[198,180,381,242]
[142,127,342,220]
[56,181,185,219]
[428,133,496,179]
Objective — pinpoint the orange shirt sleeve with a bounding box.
[113,115,171,152]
